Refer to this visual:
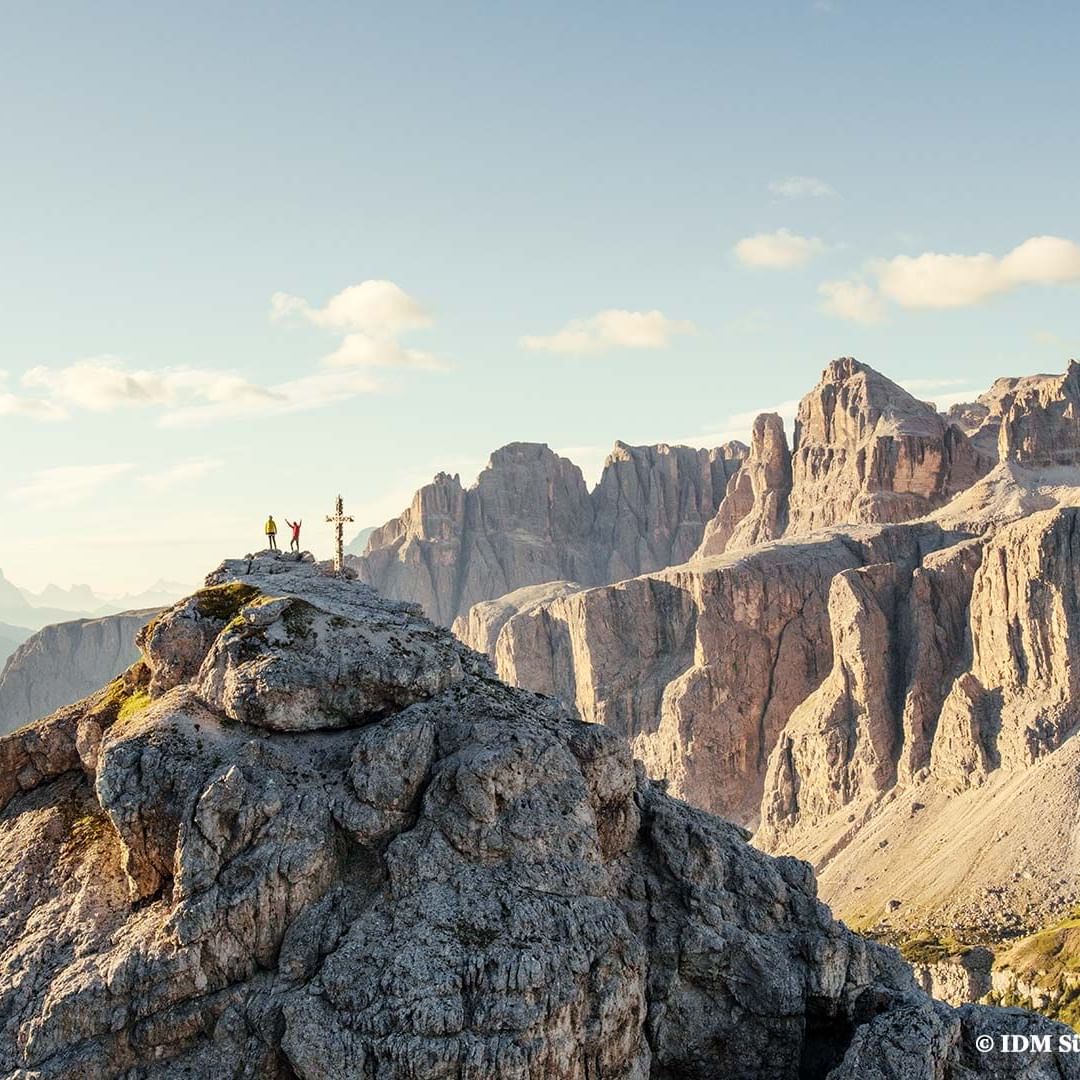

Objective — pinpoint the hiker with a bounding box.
[285,517,302,553]
[265,514,278,551]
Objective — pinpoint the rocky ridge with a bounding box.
[352,439,745,625]
[1,552,1074,1078]
[696,358,992,559]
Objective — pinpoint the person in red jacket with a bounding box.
[285,518,302,553]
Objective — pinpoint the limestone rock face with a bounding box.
[786,358,989,534]
[696,412,792,557]
[0,553,1071,1079]
[451,579,584,657]
[0,610,158,735]
[353,440,744,625]
[491,521,952,826]
[994,360,1080,466]
[589,440,743,580]
[692,359,990,566]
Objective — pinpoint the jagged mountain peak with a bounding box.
[354,436,741,623]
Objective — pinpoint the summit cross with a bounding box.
[325,494,354,573]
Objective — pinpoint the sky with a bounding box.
[1,1,1078,593]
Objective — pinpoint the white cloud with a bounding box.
[321,333,443,370]
[271,280,431,334]
[139,459,223,493]
[520,309,695,354]
[20,358,281,413]
[10,463,134,509]
[768,176,836,199]
[159,368,378,428]
[820,235,1080,322]
[0,391,67,420]
[735,228,827,269]
[874,235,1080,310]
[819,279,887,324]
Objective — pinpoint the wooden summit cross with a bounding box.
[326,494,354,573]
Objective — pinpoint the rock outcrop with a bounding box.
[948,362,1080,470]
[697,412,792,557]
[0,552,1073,1078]
[352,440,744,625]
[0,609,158,735]
[695,359,992,560]
[786,358,990,532]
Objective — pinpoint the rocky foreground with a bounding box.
[1,553,1076,1078]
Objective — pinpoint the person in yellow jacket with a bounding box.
[264,514,278,551]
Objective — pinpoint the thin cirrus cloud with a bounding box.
[158,368,378,428]
[10,463,136,510]
[520,309,696,354]
[138,458,224,493]
[734,228,827,270]
[821,235,1080,322]
[21,359,281,414]
[768,176,836,199]
[10,458,226,508]
[4,353,378,428]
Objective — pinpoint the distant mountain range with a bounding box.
[0,570,191,632]
[345,526,375,555]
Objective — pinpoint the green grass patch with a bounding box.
[193,582,261,623]
[116,689,151,724]
[897,932,971,965]
[998,912,1080,984]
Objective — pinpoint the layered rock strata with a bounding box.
[353,440,745,624]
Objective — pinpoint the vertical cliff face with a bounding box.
[589,440,743,580]
[0,610,158,735]
[696,412,792,557]
[994,360,1080,466]
[488,521,952,826]
[481,364,1080,872]
[946,362,1080,469]
[353,439,745,625]
[759,502,1080,856]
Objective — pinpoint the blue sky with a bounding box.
[1,1,1078,592]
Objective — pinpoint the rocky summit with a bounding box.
[2,552,1076,1078]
